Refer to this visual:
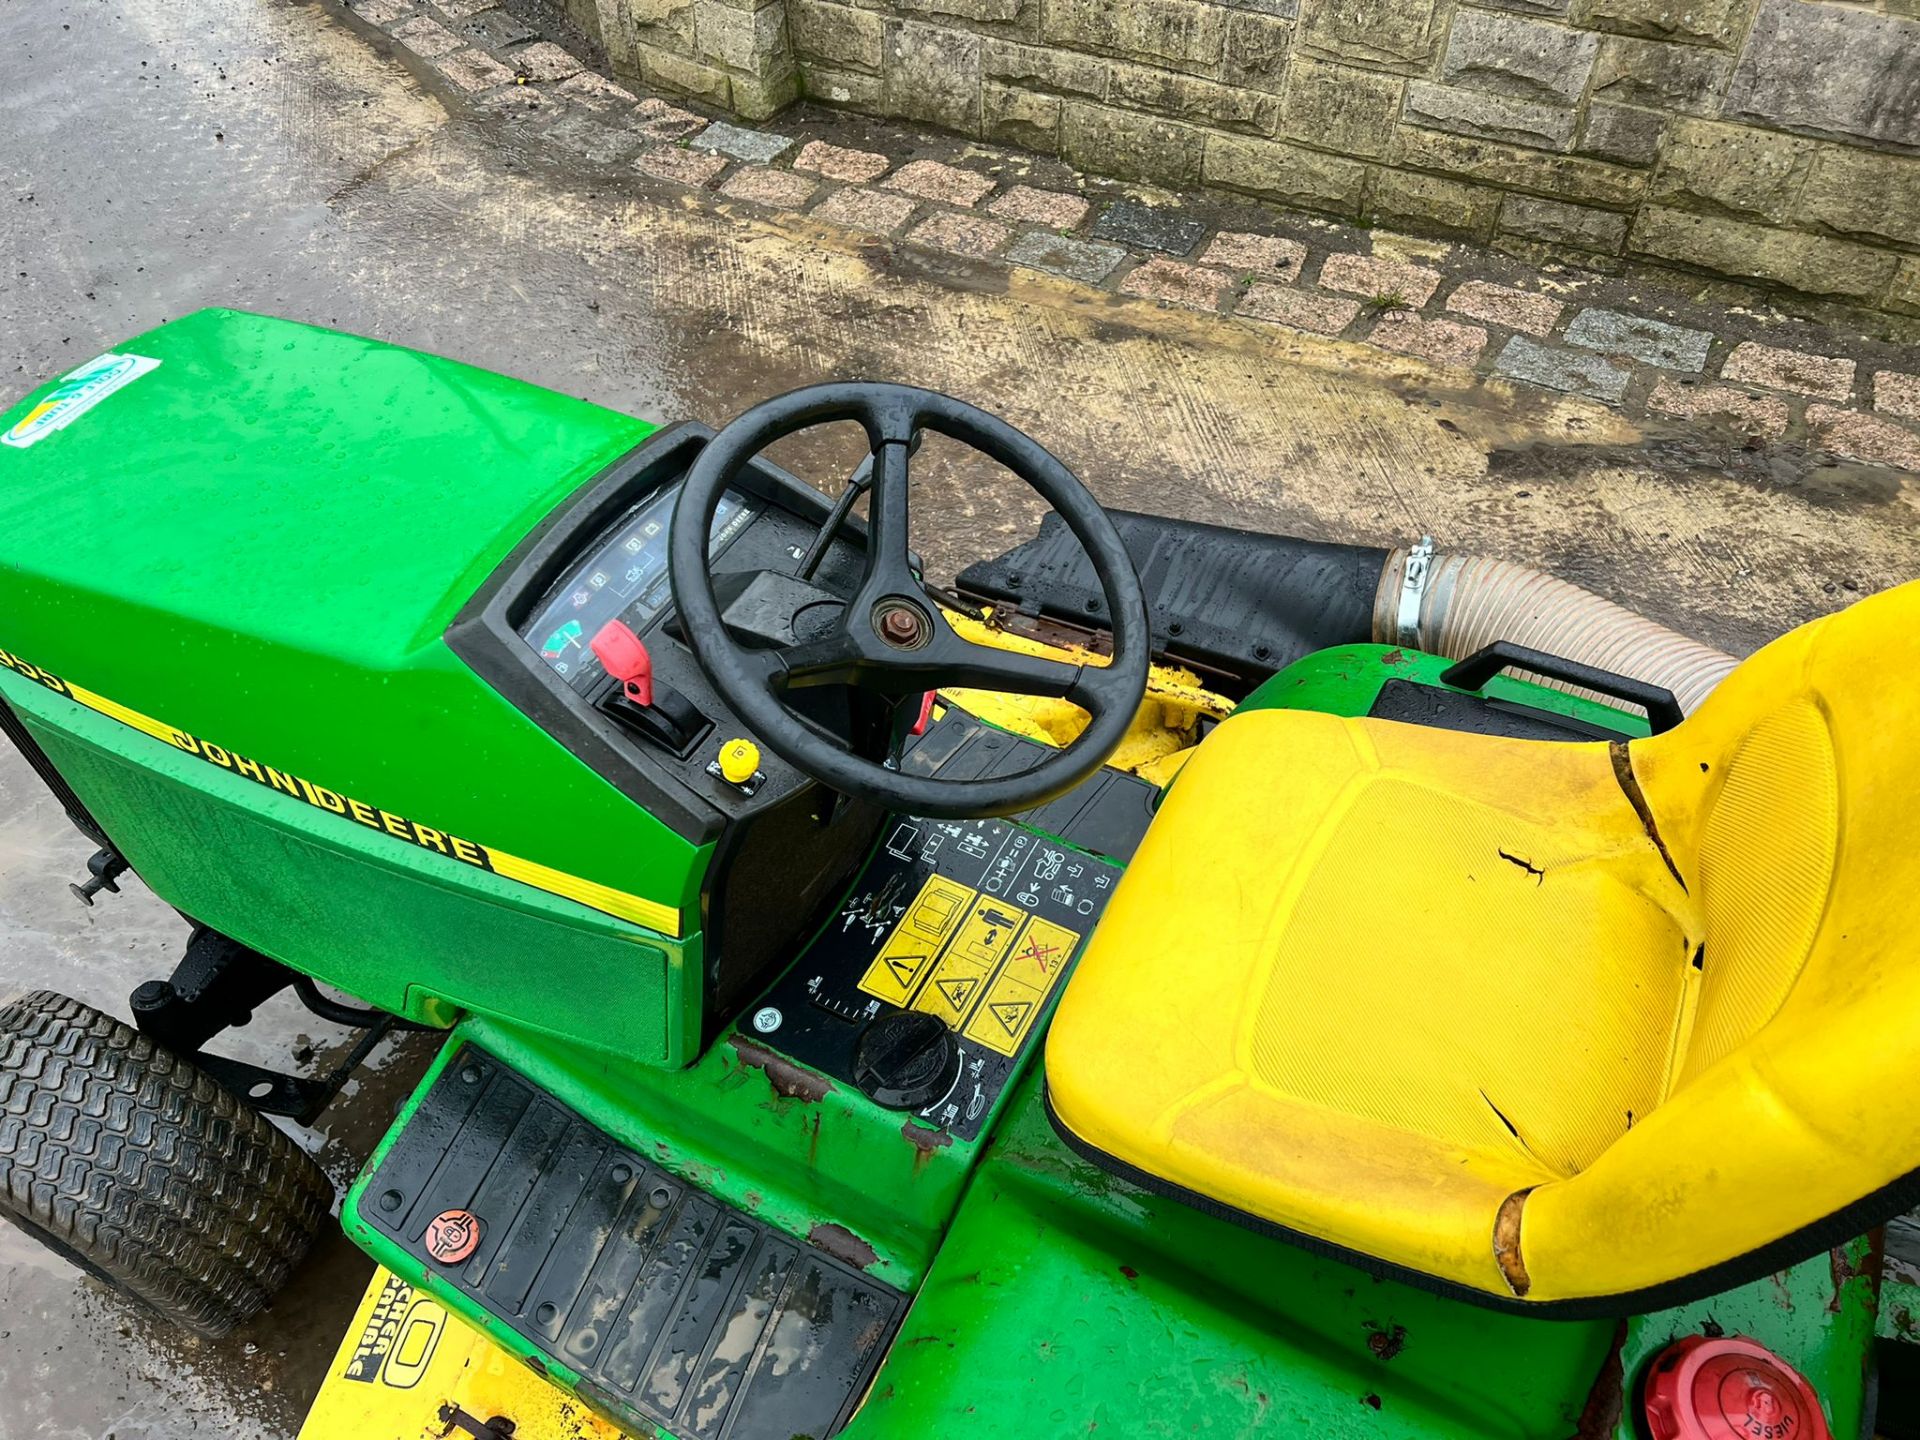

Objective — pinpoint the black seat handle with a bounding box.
[1438,641,1685,735]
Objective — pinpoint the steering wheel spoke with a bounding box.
[772,631,865,690]
[846,425,921,608]
[923,628,1085,702]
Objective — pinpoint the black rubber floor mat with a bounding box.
[358,1046,904,1440]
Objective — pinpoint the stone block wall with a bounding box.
[582,0,1920,310]
[574,0,802,117]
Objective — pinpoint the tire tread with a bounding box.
[0,990,335,1337]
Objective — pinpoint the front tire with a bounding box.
[0,989,335,1338]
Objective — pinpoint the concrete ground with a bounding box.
[1,0,1916,1435]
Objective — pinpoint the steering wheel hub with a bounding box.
[874,598,932,650]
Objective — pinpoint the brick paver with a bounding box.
[1318,253,1442,309]
[543,108,642,164]
[988,186,1089,230]
[633,98,708,140]
[1565,308,1713,373]
[391,16,462,56]
[477,84,545,116]
[1721,342,1856,401]
[347,0,410,22]
[1093,200,1206,256]
[886,160,995,208]
[439,47,516,90]
[1005,233,1127,284]
[907,212,1013,258]
[1120,259,1231,311]
[795,140,891,184]
[1647,379,1790,437]
[1494,336,1631,403]
[692,122,795,164]
[554,72,636,109]
[511,41,581,81]
[1807,405,1920,470]
[719,166,820,209]
[635,145,729,188]
[1369,311,1489,367]
[1235,284,1361,336]
[1444,280,1562,337]
[1873,371,1920,422]
[812,187,918,234]
[1201,232,1307,278]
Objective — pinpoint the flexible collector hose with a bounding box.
[1372,543,1738,714]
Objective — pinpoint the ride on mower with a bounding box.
[3,308,1918,1440]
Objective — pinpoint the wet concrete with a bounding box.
[2,0,1917,1435]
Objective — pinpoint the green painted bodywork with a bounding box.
[850,1078,1877,1439]
[341,623,1878,1440]
[1242,642,1656,735]
[0,311,714,1064]
[1,314,1884,1438]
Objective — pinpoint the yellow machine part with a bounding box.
[1048,579,1920,1305]
[939,610,1230,782]
[299,1267,628,1440]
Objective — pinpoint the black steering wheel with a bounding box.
[670,383,1151,819]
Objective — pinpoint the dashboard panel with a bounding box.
[519,485,757,696]
[448,422,872,844]
[449,422,889,1040]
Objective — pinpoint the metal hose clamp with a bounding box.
[1395,535,1435,649]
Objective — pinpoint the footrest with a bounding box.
[354,1045,904,1440]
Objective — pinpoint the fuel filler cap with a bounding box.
[1643,1335,1829,1440]
[853,1011,960,1112]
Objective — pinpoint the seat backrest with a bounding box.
[1521,580,1920,1302]
[1639,582,1914,1083]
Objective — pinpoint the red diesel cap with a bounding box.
[1644,1335,1829,1440]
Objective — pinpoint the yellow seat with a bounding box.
[1046,580,1920,1312]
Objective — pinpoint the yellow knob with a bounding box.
[718,739,761,785]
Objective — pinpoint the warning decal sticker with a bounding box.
[915,897,1028,1029]
[964,916,1079,1056]
[856,867,1081,1054]
[757,787,1136,1142]
[858,874,973,1005]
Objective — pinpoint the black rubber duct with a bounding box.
[957,511,1386,693]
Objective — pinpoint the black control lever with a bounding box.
[602,682,707,755]
[796,430,925,581]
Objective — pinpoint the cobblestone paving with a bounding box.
[348,0,1920,469]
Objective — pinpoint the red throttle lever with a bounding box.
[592,619,654,707]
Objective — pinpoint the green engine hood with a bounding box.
[0,312,713,1064]
[0,309,650,674]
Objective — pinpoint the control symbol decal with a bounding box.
[425,1209,483,1266]
[935,976,979,1011]
[987,1000,1033,1037]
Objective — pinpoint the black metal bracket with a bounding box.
[438,1406,516,1439]
[192,1018,396,1126]
[129,927,411,1126]
[130,927,299,1055]
[1439,641,1686,734]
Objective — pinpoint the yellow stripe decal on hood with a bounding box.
[0,647,681,938]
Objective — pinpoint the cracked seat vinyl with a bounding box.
[1045,581,1917,1309]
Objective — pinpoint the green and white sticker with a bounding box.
[3,352,160,450]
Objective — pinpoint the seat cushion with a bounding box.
[1045,708,1699,1300]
